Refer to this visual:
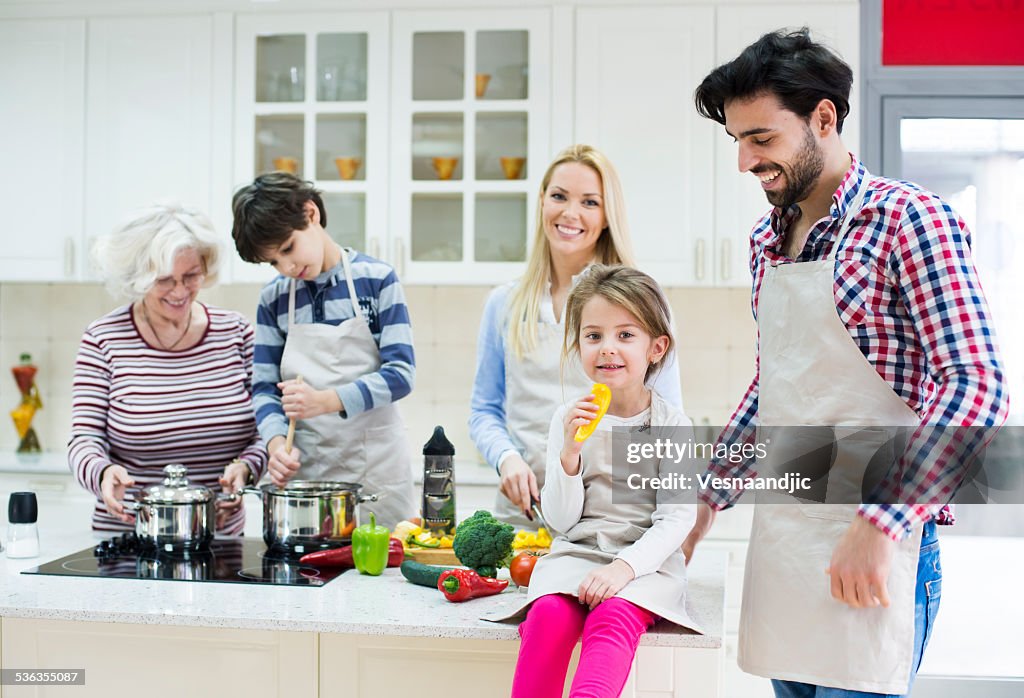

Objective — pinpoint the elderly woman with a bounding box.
[469,144,684,528]
[68,204,267,534]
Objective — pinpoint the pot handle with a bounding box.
[216,491,240,503]
[238,486,263,497]
[122,500,141,512]
[357,492,381,504]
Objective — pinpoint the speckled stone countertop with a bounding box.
[1,530,725,648]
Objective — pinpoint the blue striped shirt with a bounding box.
[253,249,415,443]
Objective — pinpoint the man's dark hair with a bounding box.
[694,28,853,133]
[231,172,328,263]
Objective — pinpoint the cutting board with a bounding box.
[404,546,549,566]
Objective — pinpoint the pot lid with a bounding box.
[141,464,214,504]
[266,480,361,496]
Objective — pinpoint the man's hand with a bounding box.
[267,435,302,487]
[578,559,636,609]
[682,502,716,564]
[826,515,896,609]
[278,379,342,419]
[498,454,537,518]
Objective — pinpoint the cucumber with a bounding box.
[400,560,452,588]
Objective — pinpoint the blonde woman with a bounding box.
[68,204,267,534]
[469,145,683,527]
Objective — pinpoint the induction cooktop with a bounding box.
[22,536,345,587]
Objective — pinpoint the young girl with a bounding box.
[487,264,701,698]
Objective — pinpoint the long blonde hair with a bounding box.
[506,144,636,359]
[563,265,674,384]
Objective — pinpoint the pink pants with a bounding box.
[511,593,657,698]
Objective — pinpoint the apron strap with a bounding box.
[826,169,871,262]
[287,278,297,330]
[339,247,361,319]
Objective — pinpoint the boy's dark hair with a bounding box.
[694,28,854,133]
[231,172,328,263]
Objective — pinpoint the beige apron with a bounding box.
[738,177,924,693]
[280,248,415,529]
[496,319,592,529]
[485,391,702,632]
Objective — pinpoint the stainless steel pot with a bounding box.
[241,481,378,555]
[125,464,237,553]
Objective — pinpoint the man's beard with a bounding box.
[756,126,825,208]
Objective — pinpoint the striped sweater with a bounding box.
[252,248,415,444]
[68,304,267,534]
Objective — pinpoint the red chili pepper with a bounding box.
[300,537,405,568]
[437,568,509,602]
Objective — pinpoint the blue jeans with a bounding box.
[772,521,941,698]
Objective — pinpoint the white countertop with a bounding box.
[0,529,725,648]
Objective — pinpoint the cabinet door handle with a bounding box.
[695,239,706,282]
[64,237,76,278]
[393,238,405,279]
[720,239,731,282]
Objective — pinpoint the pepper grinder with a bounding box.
[422,426,456,536]
[7,491,39,558]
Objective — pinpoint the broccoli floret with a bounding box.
[453,510,515,578]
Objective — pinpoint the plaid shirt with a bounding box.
[704,155,1009,541]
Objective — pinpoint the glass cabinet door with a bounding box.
[235,14,388,282]
[391,10,550,284]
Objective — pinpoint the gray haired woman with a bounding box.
[68,204,267,534]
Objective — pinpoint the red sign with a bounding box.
[883,0,1024,65]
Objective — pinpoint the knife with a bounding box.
[527,496,547,529]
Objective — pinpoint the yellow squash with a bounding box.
[574,383,612,442]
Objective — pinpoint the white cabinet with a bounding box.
[390,9,551,284]
[232,12,390,283]
[83,16,217,280]
[0,20,85,282]
[575,6,717,287]
[576,3,859,288]
[713,4,860,288]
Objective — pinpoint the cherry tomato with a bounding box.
[509,551,540,587]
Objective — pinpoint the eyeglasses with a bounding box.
[152,272,206,292]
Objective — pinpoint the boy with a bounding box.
[232,172,416,528]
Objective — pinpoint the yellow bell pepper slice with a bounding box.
[574,383,611,442]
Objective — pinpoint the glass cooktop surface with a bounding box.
[22,536,344,587]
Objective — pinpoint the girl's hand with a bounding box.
[559,393,600,474]
[578,559,636,609]
[267,435,302,487]
[216,460,250,528]
[100,465,136,524]
[278,379,342,419]
[498,454,538,518]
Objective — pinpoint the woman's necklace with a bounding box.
[140,302,193,351]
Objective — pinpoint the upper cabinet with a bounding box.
[0,20,85,281]
[233,13,389,283]
[575,6,716,286]
[390,9,551,284]
[576,3,859,288]
[84,16,217,280]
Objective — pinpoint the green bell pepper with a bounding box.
[351,512,390,576]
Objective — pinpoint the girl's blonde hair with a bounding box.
[92,203,222,301]
[563,264,674,383]
[506,144,636,359]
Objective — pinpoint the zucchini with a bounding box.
[400,560,452,588]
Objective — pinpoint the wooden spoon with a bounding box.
[284,374,303,453]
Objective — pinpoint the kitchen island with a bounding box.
[0,530,725,698]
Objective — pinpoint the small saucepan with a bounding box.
[240,481,378,556]
[124,464,238,553]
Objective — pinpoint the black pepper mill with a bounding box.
[422,426,456,536]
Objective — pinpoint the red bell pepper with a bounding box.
[299,537,404,568]
[437,568,509,602]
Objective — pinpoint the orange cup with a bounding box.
[500,156,526,180]
[335,157,362,180]
[432,156,459,180]
[475,73,491,98]
[272,157,299,174]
